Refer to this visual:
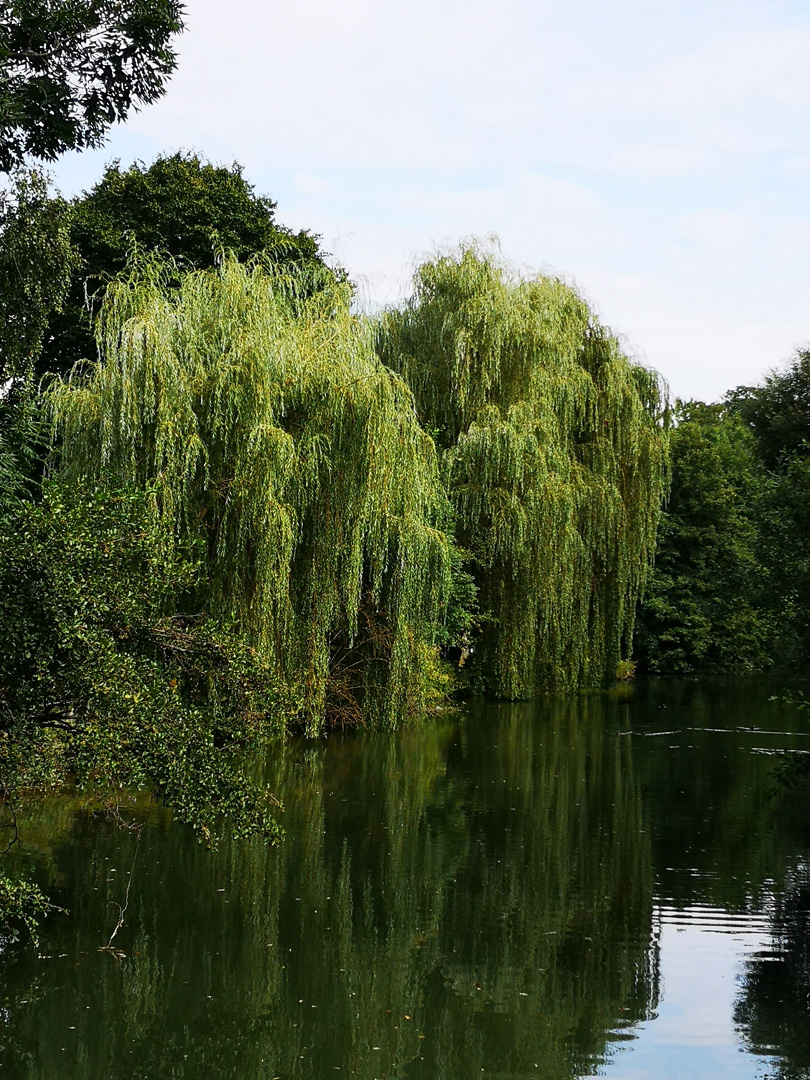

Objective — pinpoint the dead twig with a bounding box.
[98,825,142,962]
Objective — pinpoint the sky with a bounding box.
[48,0,810,403]
[604,908,775,1079]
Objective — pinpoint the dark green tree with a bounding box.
[757,453,810,666]
[727,348,810,469]
[0,0,185,172]
[38,153,335,376]
[635,401,771,674]
[724,349,810,666]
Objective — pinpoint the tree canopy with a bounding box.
[0,0,185,172]
[51,255,454,733]
[634,402,771,674]
[638,345,810,676]
[727,349,810,469]
[378,244,670,696]
[69,152,323,273]
[39,153,337,377]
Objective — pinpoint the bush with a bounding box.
[0,482,290,847]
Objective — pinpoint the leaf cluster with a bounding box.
[0,870,52,943]
[0,0,185,172]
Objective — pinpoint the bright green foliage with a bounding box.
[0,872,52,944]
[0,482,287,847]
[0,168,76,382]
[378,245,669,696]
[39,153,335,378]
[51,257,454,732]
[635,402,771,674]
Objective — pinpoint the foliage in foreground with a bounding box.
[0,871,52,944]
[0,483,287,849]
[379,244,670,696]
[0,0,185,173]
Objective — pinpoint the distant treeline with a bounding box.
[635,357,810,675]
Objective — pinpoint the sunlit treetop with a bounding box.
[39,152,339,379]
[378,243,670,695]
[51,255,454,732]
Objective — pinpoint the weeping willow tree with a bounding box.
[50,256,454,733]
[378,243,669,696]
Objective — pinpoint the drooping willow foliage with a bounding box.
[378,243,669,696]
[50,256,454,732]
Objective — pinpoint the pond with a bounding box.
[1,678,809,1079]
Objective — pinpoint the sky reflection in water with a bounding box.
[605,908,776,1079]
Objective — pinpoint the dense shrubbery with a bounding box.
[0,482,289,847]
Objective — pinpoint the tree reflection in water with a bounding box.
[735,868,810,1078]
[0,696,658,1079]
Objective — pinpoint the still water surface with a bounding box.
[1,678,809,1079]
